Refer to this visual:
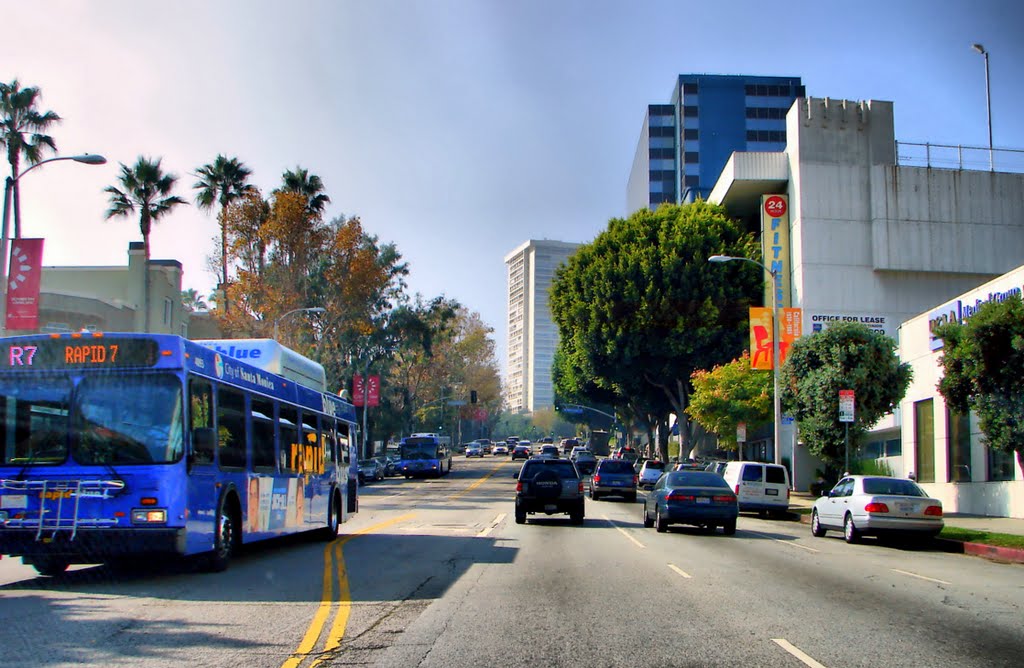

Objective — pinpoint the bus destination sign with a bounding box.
[4,338,160,369]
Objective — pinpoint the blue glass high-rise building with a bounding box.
[627,74,804,213]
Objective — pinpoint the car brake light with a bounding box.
[924,505,943,516]
[734,484,740,495]
[864,502,889,513]
[712,495,734,503]
[578,481,584,493]
[667,493,694,502]
[593,474,601,483]
[633,475,638,485]
[515,482,523,492]
[787,488,791,500]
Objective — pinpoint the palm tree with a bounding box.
[194,155,254,312]
[0,79,62,238]
[105,157,187,332]
[275,166,330,216]
[181,288,208,312]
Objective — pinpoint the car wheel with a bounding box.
[844,513,861,544]
[626,492,637,503]
[590,489,599,501]
[643,506,654,528]
[570,502,584,525]
[515,505,526,524]
[811,510,827,537]
[722,520,737,536]
[655,507,668,533]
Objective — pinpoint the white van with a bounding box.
[722,461,790,516]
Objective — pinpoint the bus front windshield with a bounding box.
[73,375,184,465]
[401,439,440,460]
[0,376,71,465]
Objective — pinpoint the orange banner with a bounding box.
[749,307,802,369]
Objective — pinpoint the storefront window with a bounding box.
[914,399,935,483]
[947,410,971,482]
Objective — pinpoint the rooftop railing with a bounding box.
[896,141,1024,174]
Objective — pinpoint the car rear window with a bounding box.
[645,462,665,470]
[522,461,578,478]
[667,471,730,488]
[765,466,788,484]
[599,460,634,474]
[741,465,763,482]
[862,477,925,497]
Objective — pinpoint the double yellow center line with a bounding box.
[281,513,415,668]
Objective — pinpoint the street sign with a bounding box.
[839,390,855,423]
[736,422,747,442]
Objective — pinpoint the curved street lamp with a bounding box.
[971,43,993,171]
[1,153,108,333]
[709,254,783,467]
[273,306,326,340]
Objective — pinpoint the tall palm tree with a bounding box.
[194,155,254,312]
[181,288,208,312]
[0,79,61,238]
[105,157,187,332]
[275,166,330,216]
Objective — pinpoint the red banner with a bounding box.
[6,238,45,330]
[352,374,380,407]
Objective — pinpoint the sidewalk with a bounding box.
[788,492,1024,563]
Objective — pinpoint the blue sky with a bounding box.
[3,0,1021,368]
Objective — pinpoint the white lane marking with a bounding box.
[667,563,692,579]
[602,514,645,549]
[890,568,951,585]
[477,513,506,537]
[772,638,829,668]
[745,529,820,553]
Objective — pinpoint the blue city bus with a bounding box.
[0,332,359,575]
[397,433,452,478]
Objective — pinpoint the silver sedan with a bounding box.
[811,475,944,544]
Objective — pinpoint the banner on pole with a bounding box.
[352,374,380,407]
[6,238,44,330]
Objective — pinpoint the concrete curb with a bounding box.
[794,511,1024,564]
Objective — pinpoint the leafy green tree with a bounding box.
[275,166,330,216]
[935,294,1024,473]
[687,351,771,451]
[193,154,255,310]
[0,79,61,238]
[781,322,911,469]
[104,157,187,332]
[550,202,762,462]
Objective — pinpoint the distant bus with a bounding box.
[0,332,359,575]
[397,433,452,478]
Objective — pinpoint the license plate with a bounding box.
[897,503,915,513]
[1,494,27,509]
[544,504,557,512]
[765,488,779,496]
[610,481,624,486]
[696,497,710,504]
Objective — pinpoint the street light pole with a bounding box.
[972,43,993,171]
[709,254,783,467]
[272,306,326,340]
[1,154,107,334]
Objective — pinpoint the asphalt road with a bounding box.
[1,457,1022,668]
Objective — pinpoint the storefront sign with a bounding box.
[760,195,792,308]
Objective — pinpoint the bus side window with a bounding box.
[189,378,215,466]
[323,419,336,470]
[279,405,298,473]
[338,423,350,464]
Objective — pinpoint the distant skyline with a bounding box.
[2,0,1021,368]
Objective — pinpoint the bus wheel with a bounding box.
[207,495,238,572]
[30,555,69,577]
[321,491,342,541]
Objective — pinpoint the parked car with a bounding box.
[590,458,638,502]
[513,457,585,524]
[492,443,509,455]
[539,444,560,459]
[811,475,944,544]
[358,459,384,483]
[511,445,531,460]
[637,460,666,489]
[465,444,484,458]
[643,470,738,534]
[721,461,790,517]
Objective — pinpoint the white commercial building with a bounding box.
[504,240,580,413]
[710,97,1024,503]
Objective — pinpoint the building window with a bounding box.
[682,83,698,94]
[649,148,674,159]
[988,447,1015,481]
[683,129,699,140]
[650,125,674,137]
[682,105,698,118]
[746,107,787,120]
[163,298,173,325]
[683,152,698,164]
[746,130,787,143]
[914,399,935,483]
[684,175,700,188]
[947,409,972,482]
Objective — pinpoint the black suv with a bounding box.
[514,458,585,525]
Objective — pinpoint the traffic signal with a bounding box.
[470,390,478,404]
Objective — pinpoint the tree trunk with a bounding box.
[141,211,151,332]
[220,206,229,314]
